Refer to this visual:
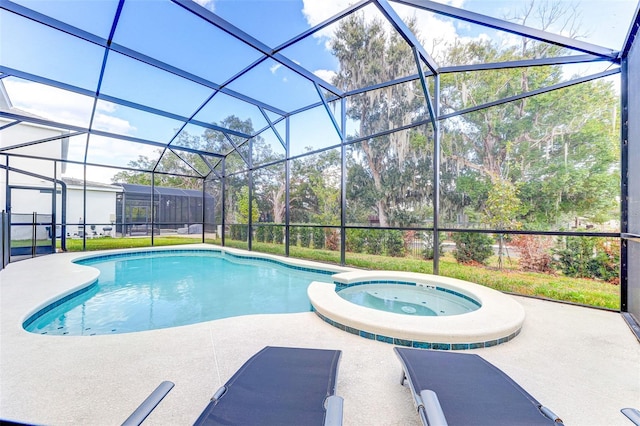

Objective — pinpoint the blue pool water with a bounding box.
[338,284,480,316]
[24,251,333,336]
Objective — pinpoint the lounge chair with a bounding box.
[622,408,640,425]
[122,381,175,426]
[194,346,343,426]
[394,347,563,425]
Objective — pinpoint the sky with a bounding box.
[1,0,637,183]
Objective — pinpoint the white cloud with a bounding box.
[4,79,94,127]
[3,79,137,136]
[270,63,283,74]
[313,69,337,83]
[302,0,359,27]
[93,112,137,136]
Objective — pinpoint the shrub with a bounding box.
[273,226,284,245]
[511,234,553,273]
[264,225,274,243]
[364,229,383,255]
[229,224,243,240]
[452,232,493,264]
[325,228,340,251]
[299,227,312,248]
[255,226,265,243]
[385,230,405,257]
[312,227,325,249]
[554,236,619,283]
[346,228,366,253]
[421,231,443,260]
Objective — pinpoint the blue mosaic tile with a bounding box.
[315,311,521,350]
[23,281,98,329]
[393,338,412,347]
[359,331,375,340]
[345,326,360,335]
[431,343,451,350]
[376,334,394,344]
[78,249,337,280]
[452,343,470,350]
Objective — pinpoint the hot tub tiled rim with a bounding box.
[307,278,526,348]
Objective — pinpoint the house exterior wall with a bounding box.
[64,185,118,237]
[0,120,65,214]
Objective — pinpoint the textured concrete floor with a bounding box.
[1,250,638,425]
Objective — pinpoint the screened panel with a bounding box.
[289,148,340,225]
[204,178,222,235]
[427,0,637,51]
[2,78,94,128]
[344,79,429,140]
[174,125,235,155]
[252,163,286,254]
[86,135,163,170]
[195,92,270,135]
[390,2,591,67]
[344,228,415,261]
[100,52,213,117]
[212,0,325,48]
[10,0,119,39]
[0,10,104,90]
[253,163,286,224]
[305,3,420,93]
[289,105,341,156]
[225,58,321,113]
[346,125,433,227]
[151,174,206,244]
[233,140,251,167]
[252,128,286,167]
[7,157,55,184]
[224,170,250,250]
[0,131,76,162]
[93,100,184,143]
[441,79,620,232]
[155,149,205,178]
[113,0,264,85]
[82,179,120,235]
[440,63,618,115]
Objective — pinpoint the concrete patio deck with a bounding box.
[1,248,638,425]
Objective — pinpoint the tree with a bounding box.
[288,150,341,225]
[236,186,259,224]
[439,15,619,231]
[332,15,433,227]
[484,179,523,268]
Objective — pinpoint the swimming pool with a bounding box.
[338,283,480,316]
[23,250,335,336]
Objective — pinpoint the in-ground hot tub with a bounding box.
[308,271,525,350]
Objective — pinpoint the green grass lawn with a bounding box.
[55,236,619,310]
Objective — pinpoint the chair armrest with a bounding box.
[622,408,640,425]
[419,390,448,426]
[121,381,174,426]
[324,395,344,426]
[539,405,563,424]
